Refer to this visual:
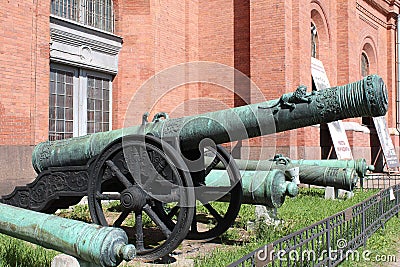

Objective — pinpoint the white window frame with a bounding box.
[80,69,113,135]
[50,64,113,138]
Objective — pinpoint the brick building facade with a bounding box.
[0,0,399,194]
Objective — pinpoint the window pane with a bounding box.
[66,84,73,96]
[87,122,94,133]
[49,107,56,119]
[86,75,111,134]
[66,96,73,108]
[56,120,64,132]
[57,107,65,119]
[87,111,94,121]
[50,82,55,94]
[104,111,109,122]
[49,120,55,132]
[66,121,73,132]
[56,82,65,95]
[95,111,102,121]
[311,23,318,59]
[49,68,74,140]
[102,123,109,132]
[361,53,369,77]
[56,96,64,107]
[95,99,102,110]
[50,71,55,81]
[88,99,95,110]
[66,108,73,120]
[103,100,109,112]
[95,122,102,132]
[49,95,56,107]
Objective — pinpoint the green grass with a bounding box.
[0,234,58,267]
[57,204,91,222]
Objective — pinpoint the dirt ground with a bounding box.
[124,238,225,267]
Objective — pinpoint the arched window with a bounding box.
[361,52,372,125]
[361,52,369,77]
[311,23,318,58]
[51,0,114,32]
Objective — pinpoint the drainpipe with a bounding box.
[397,14,400,133]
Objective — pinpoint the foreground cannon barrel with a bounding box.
[0,203,135,267]
[32,74,388,172]
[205,169,298,208]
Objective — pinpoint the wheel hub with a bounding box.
[120,185,147,211]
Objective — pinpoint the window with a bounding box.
[49,69,75,140]
[361,52,369,77]
[311,23,318,58]
[87,76,110,134]
[51,0,114,32]
[49,65,112,140]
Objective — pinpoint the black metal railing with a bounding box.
[229,184,399,267]
[361,173,400,189]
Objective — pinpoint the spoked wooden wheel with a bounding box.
[154,145,242,240]
[88,135,195,261]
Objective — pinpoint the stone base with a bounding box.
[51,254,99,267]
[0,145,37,195]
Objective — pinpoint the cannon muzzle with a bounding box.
[205,169,298,208]
[32,74,388,172]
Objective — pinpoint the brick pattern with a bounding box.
[0,1,50,145]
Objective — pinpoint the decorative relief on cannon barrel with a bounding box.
[161,117,186,136]
[364,75,388,115]
[315,87,342,120]
[259,85,313,112]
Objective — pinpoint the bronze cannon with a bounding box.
[2,74,388,261]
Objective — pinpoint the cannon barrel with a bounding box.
[289,159,373,178]
[226,157,373,179]
[32,74,388,172]
[205,169,298,208]
[0,203,136,267]
[206,157,363,191]
[293,166,358,191]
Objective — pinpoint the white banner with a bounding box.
[373,116,399,169]
[311,58,353,159]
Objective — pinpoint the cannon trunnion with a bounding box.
[1,75,389,261]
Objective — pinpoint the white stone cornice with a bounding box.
[50,16,122,74]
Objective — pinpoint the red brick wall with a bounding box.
[0,1,50,191]
[0,1,50,145]
[114,0,200,128]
